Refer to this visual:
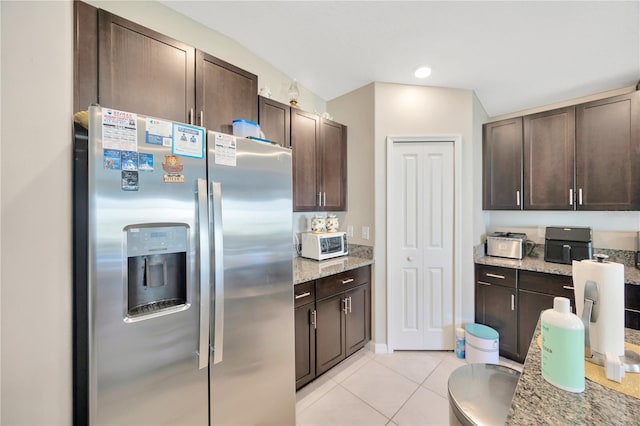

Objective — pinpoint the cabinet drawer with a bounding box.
[294,281,315,308]
[316,266,370,300]
[476,265,516,288]
[519,270,574,298]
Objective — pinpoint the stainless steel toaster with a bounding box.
[486,232,527,259]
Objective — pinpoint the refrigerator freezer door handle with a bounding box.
[197,178,211,370]
[212,181,225,365]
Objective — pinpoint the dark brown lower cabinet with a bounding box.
[316,294,346,375]
[316,283,370,375]
[294,302,316,389]
[475,280,518,360]
[517,270,575,363]
[345,284,370,356]
[295,265,371,388]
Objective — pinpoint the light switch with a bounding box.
[362,226,370,240]
[347,225,354,238]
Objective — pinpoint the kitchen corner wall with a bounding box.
[329,82,486,351]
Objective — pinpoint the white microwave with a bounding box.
[301,232,348,260]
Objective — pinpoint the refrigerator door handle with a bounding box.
[212,181,225,365]
[197,178,210,370]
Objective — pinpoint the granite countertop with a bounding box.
[293,255,374,285]
[475,246,640,285]
[507,324,640,424]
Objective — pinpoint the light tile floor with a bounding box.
[296,348,523,426]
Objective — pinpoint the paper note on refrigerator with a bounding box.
[102,108,137,152]
[214,132,237,166]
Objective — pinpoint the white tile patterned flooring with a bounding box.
[296,348,523,426]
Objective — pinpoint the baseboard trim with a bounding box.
[373,343,389,354]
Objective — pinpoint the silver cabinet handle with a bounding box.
[511,294,515,311]
[516,190,520,207]
[563,285,575,290]
[311,310,317,329]
[196,179,210,370]
[348,296,352,313]
[486,273,505,279]
[200,111,204,127]
[212,181,225,365]
[341,278,354,284]
[318,192,322,207]
[578,188,583,205]
[478,281,492,286]
[323,192,326,206]
[295,292,311,300]
[569,188,573,206]
[343,298,348,315]
[189,108,194,125]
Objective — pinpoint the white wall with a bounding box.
[372,82,481,347]
[1,1,73,424]
[327,84,376,246]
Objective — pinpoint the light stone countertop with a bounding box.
[475,246,640,285]
[506,324,640,425]
[293,255,374,285]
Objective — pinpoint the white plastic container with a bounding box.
[232,119,261,138]
[541,297,585,393]
[465,324,499,364]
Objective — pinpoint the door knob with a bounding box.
[407,256,413,261]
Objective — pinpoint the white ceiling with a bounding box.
[162,1,639,117]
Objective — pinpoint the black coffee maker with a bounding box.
[544,226,593,264]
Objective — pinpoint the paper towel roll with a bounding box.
[572,259,625,357]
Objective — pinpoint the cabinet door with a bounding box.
[345,284,370,356]
[294,303,316,389]
[475,282,518,359]
[319,119,347,211]
[517,290,554,364]
[576,91,640,210]
[316,294,346,375]
[196,50,258,133]
[483,118,523,210]
[292,110,321,211]
[259,96,290,147]
[98,10,195,123]
[523,107,576,210]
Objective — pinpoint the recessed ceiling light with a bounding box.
[414,66,432,79]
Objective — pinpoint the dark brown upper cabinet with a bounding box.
[196,51,258,134]
[98,10,195,123]
[319,118,347,211]
[523,107,576,210]
[291,110,347,212]
[575,91,640,210]
[483,118,523,210]
[259,96,291,147]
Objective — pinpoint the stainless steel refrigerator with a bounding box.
[73,105,295,425]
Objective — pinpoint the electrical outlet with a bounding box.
[362,226,370,240]
[347,225,354,238]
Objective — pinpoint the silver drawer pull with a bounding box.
[562,285,575,291]
[485,273,505,279]
[295,292,311,299]
[478,281,492,286]
[341,278,354,284]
